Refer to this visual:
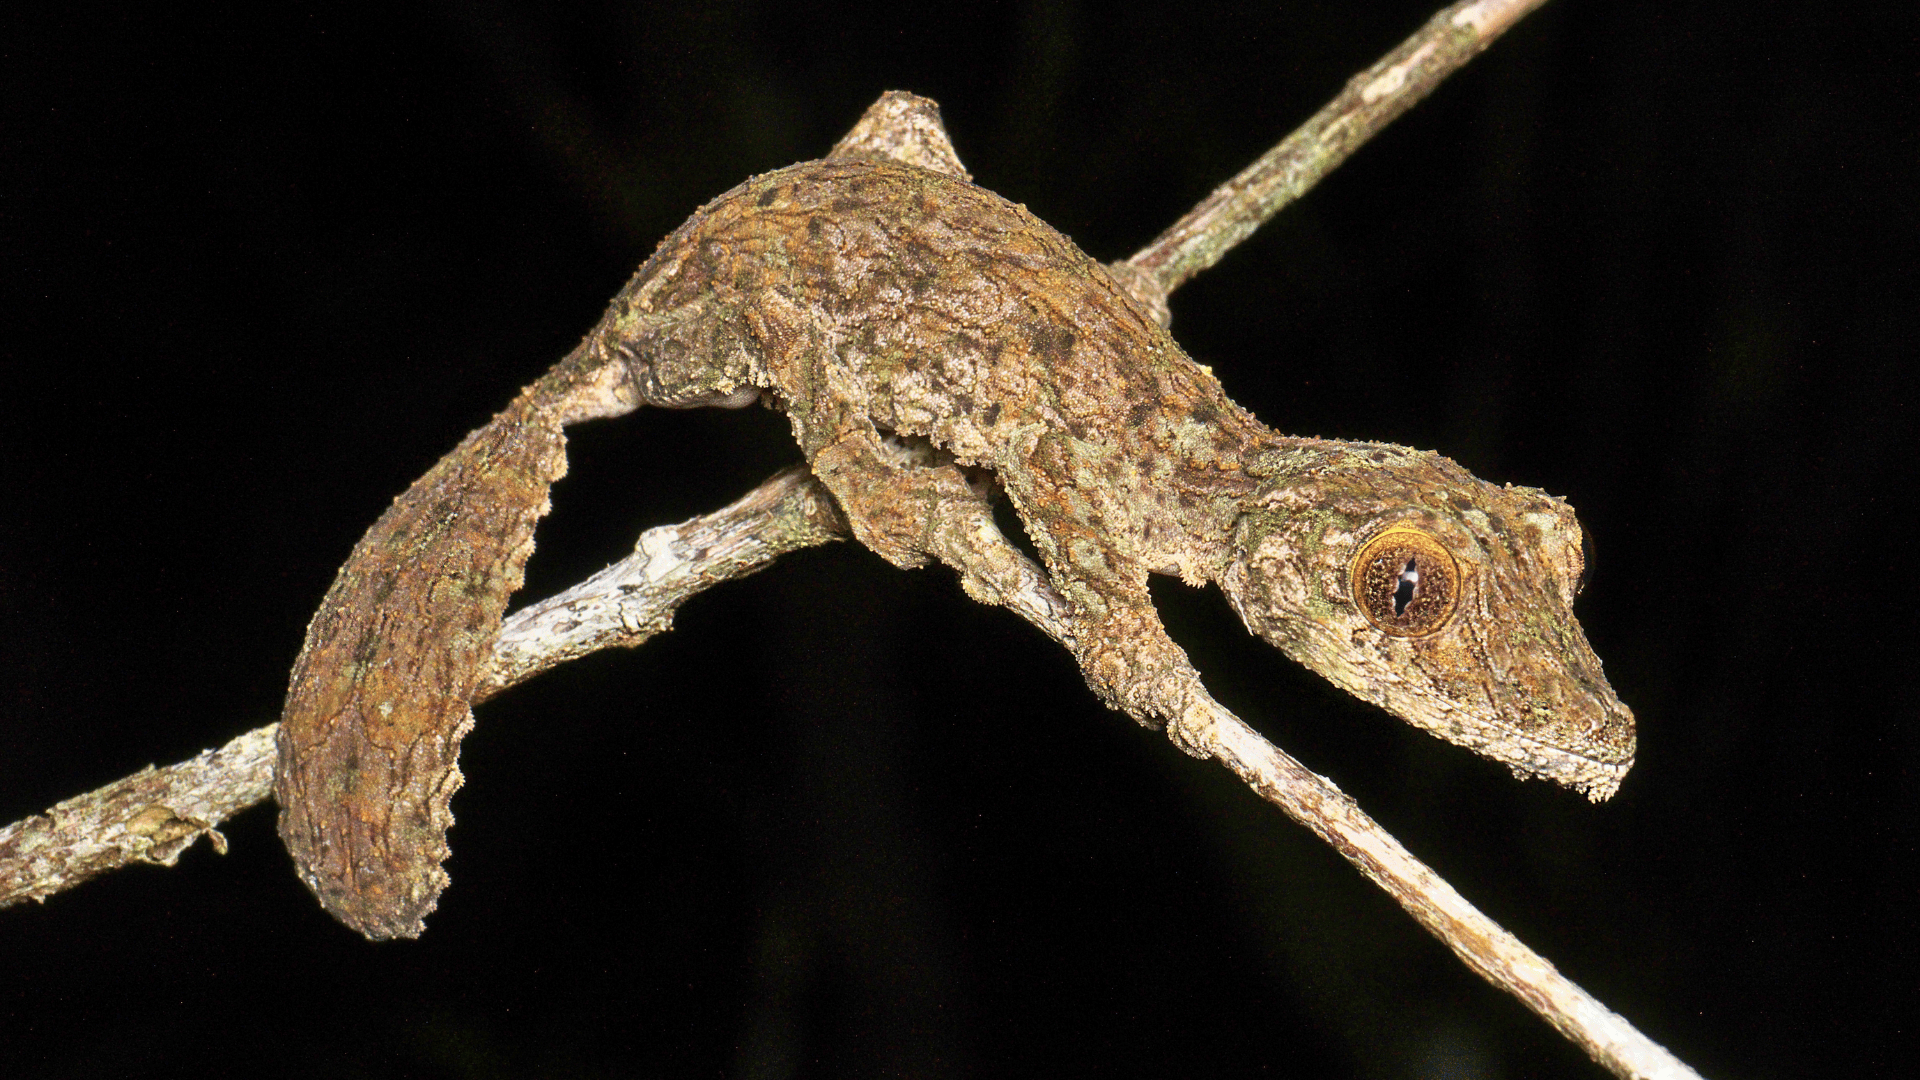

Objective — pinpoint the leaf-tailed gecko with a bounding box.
[275,93,1634,939]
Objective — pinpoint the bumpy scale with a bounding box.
[276,93,1633,940]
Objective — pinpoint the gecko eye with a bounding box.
[1350,527,1460,637]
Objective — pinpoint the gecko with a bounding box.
[275,92,1634,940]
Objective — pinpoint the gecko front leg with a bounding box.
[815,417,1219,758]
[741,280,1218,757]
[733,293,1070,646]
[812,426,1076,643]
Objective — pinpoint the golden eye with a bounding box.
[1349,527,1460,637]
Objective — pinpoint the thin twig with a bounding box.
[475,465,844,701]
[1206,707,1699,1080]
[0,467,845,910]
[1122,0,1551,297]
[0,728,277,909]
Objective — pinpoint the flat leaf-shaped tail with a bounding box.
[274,388,567,940]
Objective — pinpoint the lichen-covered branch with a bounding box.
[475,465,845,701]
[1120,0,1552,300]
[0,466,845,911]
[0,726,276,909]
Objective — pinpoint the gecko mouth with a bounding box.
[1496,727,1633,802]
[1423,701,1637,802]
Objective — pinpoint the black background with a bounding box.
[3,2,1912,1077]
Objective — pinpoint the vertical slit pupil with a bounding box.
[1392,557,1419,616]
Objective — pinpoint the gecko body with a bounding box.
[276,94,1632,940]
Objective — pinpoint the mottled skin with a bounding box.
[277,93,1632,940]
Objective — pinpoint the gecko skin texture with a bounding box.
[277,94,1632,939]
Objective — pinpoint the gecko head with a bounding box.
[1219,443,1635,800]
